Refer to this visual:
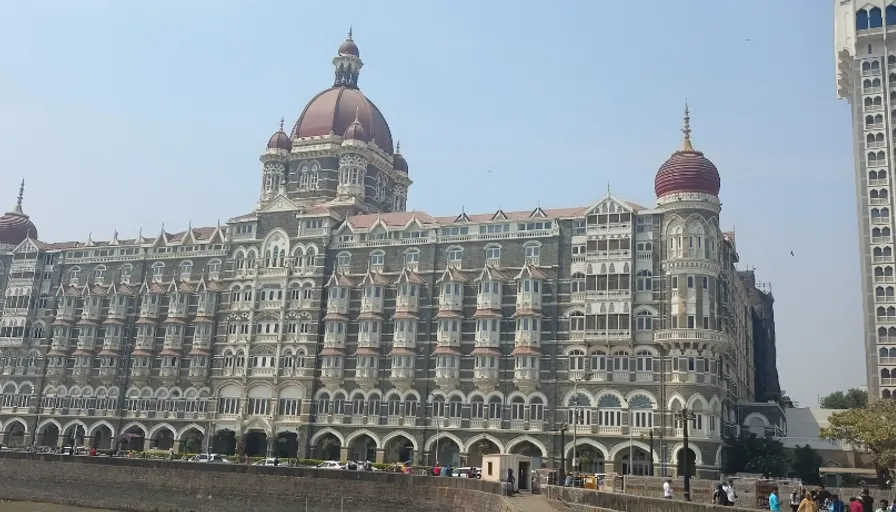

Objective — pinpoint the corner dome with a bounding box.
[266,118,292,151]
[0,181,37,246]
[343,108,368,141]
[393,141,408,173]
[654,105,721,198]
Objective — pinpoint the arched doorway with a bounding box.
[467,438,500,468]
[315,432,341,461]
[348,434,377,462]
[431,436,461,467]
[153,429,175,450]
[92,424,113,449]
[119,425,145,451]
[4,421,26,447]
[244,430,267,457]
[384,435,414,463]
[275,432,298,459]
[509,440,544,469]
[676,447,696,477]
[39,423,59,448]
[212,429,236,455]
[569,444,605,473]
[179,428,204,454]
[63,423,86,448]
[617,446,652,476]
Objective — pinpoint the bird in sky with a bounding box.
[790,251,794,256]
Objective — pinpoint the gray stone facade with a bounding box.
[0,33,774,481]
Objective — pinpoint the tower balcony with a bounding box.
[396,293,418,313]
[653,328,728,347]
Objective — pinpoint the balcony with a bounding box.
[139,299,161,320]
[439,293,462,312]
[473,367,499,391]
[513,368,539,392]
[516,290,542,311]
[360,294,384,316]
[250,367,276,377]
[259,300,281,310]
[437,328,460,346]
[396,293,418,313]
[321,367,344,388]
[477,292,502,311]
[653,329,727,345]
[635,371,657,382]
[475,328,500,348]
[434,367,459,391]
[584,329,631,342]
[323,329,346,348]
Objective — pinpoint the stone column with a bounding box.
[340,446,349,462]
[143,438,152,452]
[604,461,616,475]
[267,433,276,458]
[375,448,385,463]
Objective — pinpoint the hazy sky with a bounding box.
[0,1,854,407]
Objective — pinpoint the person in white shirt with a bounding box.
[725,479,737,506]
[663,479,673,499]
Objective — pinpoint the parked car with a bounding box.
[316,460,344,470]
[253,458,281,467]
[189,453,230,463]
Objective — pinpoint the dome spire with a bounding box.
[13,179,24,215]
[681,102,694,152]
[334,30,362,87]
[279,116,285,131]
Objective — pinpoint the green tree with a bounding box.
[791,444,823,485]
[723,432,790,477]
[820,399,896,488]
[820,388,868,409]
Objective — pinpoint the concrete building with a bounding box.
[835,1,896,401]
[0,32,775,479]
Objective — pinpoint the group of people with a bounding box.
[713,479,739,506]
[767,485,895,512]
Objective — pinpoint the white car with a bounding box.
[190,453,230,463]
[254,458,281,467]
[316,460,344,469]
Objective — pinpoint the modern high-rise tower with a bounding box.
[835,1,896,401]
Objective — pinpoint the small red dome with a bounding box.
[343,109,368,141]
[0,182,37,246]
[266,118,291,150]
[654,106,720,198]
[393,141,408,173]
[338,29,359,57]
[339,39,359,57]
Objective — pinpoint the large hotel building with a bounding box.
[0,32,779,478]
[836,1,896,401]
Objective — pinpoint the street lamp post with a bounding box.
[649,429,655,476]
[678,408,696,502]
[557,423,567,485]
[570,372,591,474]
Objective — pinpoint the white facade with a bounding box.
[835,0,896,401]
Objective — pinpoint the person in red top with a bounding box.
[89,447,97,457]
[851,497,866,512]
[432,466,441,476]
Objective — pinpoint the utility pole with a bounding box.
[679,407,696,502]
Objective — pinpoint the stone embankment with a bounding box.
[0,452,507,512]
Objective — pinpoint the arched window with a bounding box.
[151,262,165,282]
[571,273,586,293]
[871,7,884,28]
[370,250,385,268]
[94,265,107,283]
[179,261,193,279]
[569,311,585,331]
[857,9,869,30]
[635,311,654,331]
[568,349,585,371]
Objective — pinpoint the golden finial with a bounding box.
[681,102,694,151]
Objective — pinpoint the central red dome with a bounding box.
[654,105,721,198]
[291,86,395,154]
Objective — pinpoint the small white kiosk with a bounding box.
[480,454,533,492]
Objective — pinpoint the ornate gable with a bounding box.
[475,266,508,282]
[260,194,299,213]
[437,267,468,284]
